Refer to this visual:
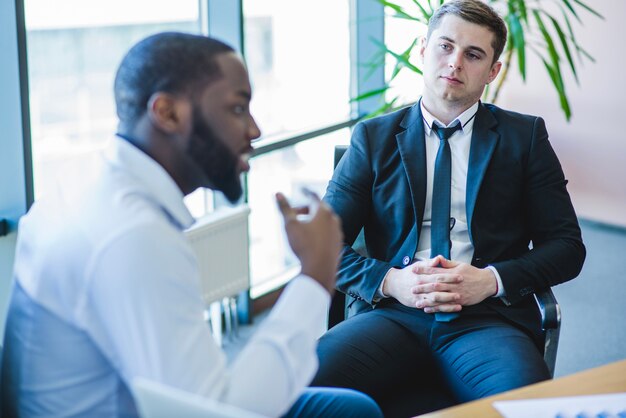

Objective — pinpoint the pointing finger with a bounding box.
[276,192,297,221]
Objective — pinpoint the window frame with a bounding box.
[0,0,33,336]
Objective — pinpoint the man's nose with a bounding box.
[248,115,261,142]
[448,52,463,70]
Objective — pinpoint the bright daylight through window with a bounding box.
[243,0,351,293]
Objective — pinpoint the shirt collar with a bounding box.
[105,135,195,230]
[420,99,480,136]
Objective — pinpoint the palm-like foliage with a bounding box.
[358,0,603,121]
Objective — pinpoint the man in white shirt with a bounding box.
[0,33,382,418]
[312,1,585,417]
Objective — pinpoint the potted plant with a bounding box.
[358,0,603,121]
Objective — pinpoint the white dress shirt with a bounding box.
[418,101,477,264]
[9,136,329,418]
[379,100,504,297]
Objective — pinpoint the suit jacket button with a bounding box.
[402,256,411,266]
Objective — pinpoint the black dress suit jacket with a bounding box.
[324,101,586,337]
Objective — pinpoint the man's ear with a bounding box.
[487,61,502,84]
[419,36,428,62]
[146,92,190,134]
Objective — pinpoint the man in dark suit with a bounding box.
[311,0,585,415]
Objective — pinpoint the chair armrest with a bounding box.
[334,145,348,169]
[534,288,561,377]
[534,288,561,330]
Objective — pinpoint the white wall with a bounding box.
[498,0,626,227]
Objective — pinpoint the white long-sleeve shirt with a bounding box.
[8,136,329,418]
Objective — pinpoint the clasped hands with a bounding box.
[382,255,498,313]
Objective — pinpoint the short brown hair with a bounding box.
[427,0,507,63]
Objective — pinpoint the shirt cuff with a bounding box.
[486,265,506,298]
[374,269,394,302]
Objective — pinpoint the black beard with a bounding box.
[187,109,243,203]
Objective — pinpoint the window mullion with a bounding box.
[350,0,385,118]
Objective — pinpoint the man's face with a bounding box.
[420,14,501,111]
[186,52,260,202]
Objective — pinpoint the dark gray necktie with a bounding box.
[431,122,461,322]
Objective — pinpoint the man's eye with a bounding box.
[467,53,480,60]
[233,105,245,114]
[440,43,450,50]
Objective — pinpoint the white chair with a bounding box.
[132,378,269,418]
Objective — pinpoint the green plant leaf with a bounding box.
[540,57,571,120]
[533,9,561,72]
[349,86,391,102]
[558,0,581,23]
[570,0,604,19]
[380,39,419,81]
[395,38,419,79]
[390,60,404,80]
[547,13,579,84]
[410,0,432,22]
[575,45,595,63]
[371,38,423,75]
[533,9,575,120]
[377,0,422,22]
[359,49,386,83]
[557,5,581,61]
[506,12,526,81]
[427,0,443,12]
[511,0,528,24]
[555,4,596,66]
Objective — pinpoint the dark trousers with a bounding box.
[311,301,550,417]
[283,387,383,418]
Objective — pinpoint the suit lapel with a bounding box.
[395,103,426,249]
[466,103,499,244]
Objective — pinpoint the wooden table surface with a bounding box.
[417,359,626,418]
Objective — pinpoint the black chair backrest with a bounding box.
[334,145,348,169]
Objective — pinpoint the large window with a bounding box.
[2,0,388,332]
[243,0,352,291]
[24,0,202,201]
[243,0,351,137]
[10,0,382,300]
[247,129,350,296]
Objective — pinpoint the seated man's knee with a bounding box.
[284,387,383,418]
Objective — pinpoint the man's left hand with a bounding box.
[412,258,498,311]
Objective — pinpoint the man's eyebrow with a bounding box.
[236,90,251,101]
[466,45,488,56]
[439,35,455,44]
[439,36,488,56]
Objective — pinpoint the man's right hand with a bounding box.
[382,256,463,312]
[276,191,343,295]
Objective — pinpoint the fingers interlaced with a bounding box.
[412,282,450,294]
